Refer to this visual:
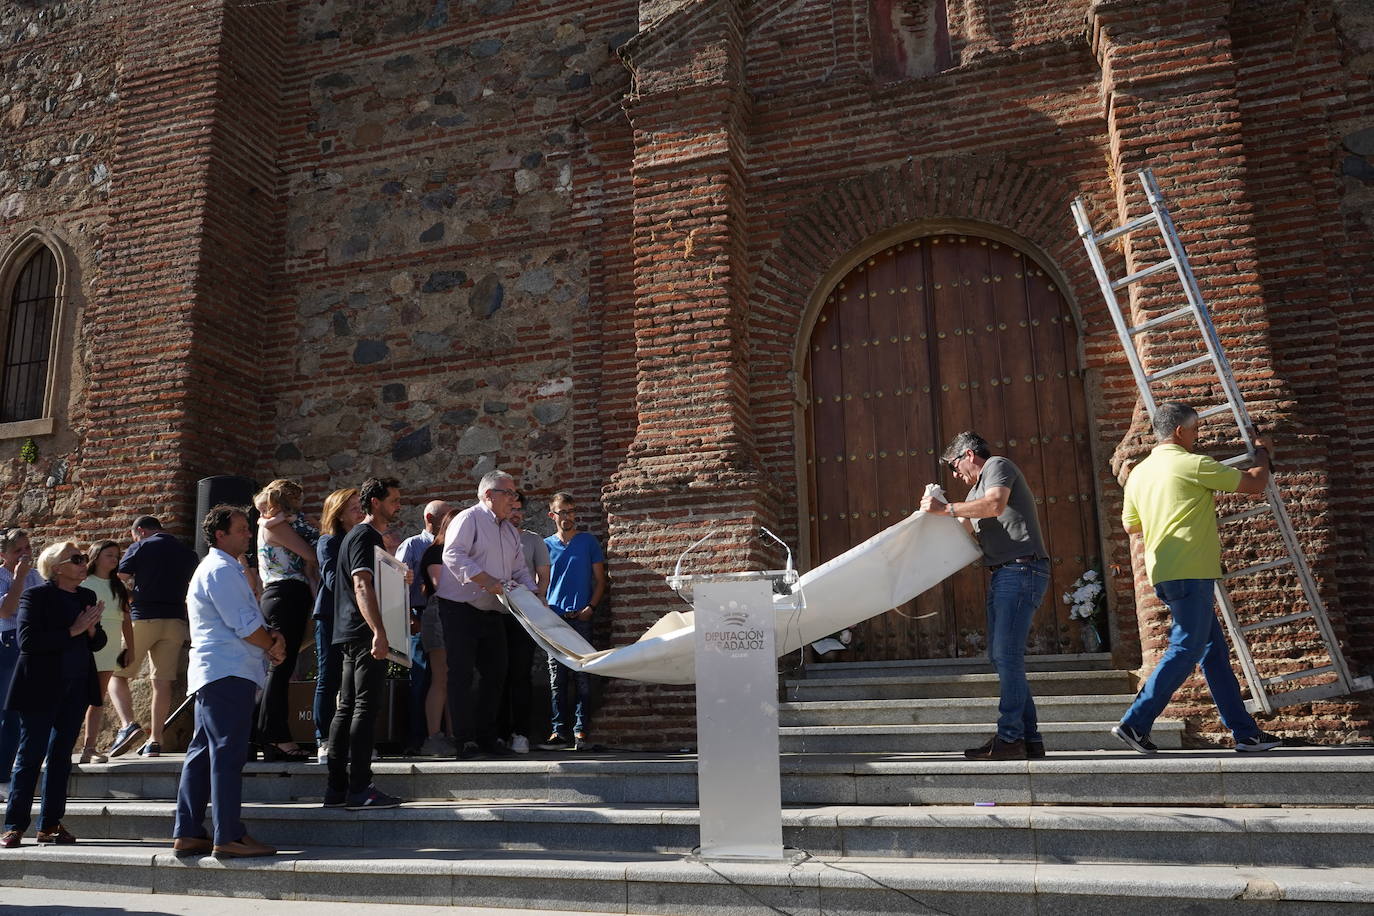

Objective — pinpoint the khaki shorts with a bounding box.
[114,617,189,681]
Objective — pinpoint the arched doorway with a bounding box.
[802,232,1100,660]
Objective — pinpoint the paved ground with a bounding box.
[0,886,620,916]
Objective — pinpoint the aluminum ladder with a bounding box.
[1070,169,1372,714]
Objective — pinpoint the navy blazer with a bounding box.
[3,581,107,713]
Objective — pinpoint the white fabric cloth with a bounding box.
[501,510,980,685]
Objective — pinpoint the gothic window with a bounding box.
[870,0,952,81]
[0,238,65,432]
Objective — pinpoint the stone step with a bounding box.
[778,720,1185,753]
[3,842,1370,914]
[784,669,1138,701]
[801,652,1114,679]
[52,800,1374,868]
[779,693,1147,726]
[66,748,1374,808]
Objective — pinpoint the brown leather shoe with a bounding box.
[213,833,277,858]
[1,829,21,849]
[36,824,77,845]
[173,836,214,857]
[963,736,1027,760]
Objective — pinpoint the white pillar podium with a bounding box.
[671,570,792,860]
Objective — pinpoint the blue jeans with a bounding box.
[986,559,1050,743]
[1121,578,1259,740]
[4,676,88,833]
[0,630,20,781]
[174,676,255,847]
[312,618,343,747]
[548,616,593,737]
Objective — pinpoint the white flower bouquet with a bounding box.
[1063,568,1104,621]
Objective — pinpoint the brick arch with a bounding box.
[749,154,1109,508]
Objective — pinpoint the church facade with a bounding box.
[3,0,1372,746]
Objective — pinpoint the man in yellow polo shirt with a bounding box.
[1112,401,1282,755]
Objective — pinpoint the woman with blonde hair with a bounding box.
[311,487,363,762]
[2,542,105,847]
[77,540,135,763]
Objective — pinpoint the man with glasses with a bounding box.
[921,431,1050,760]
[0,528,45,801]
[1112,402,1281,755]
[438,470,538,759]
[539,492,606,751]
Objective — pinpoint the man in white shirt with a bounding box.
[172,506,284,860]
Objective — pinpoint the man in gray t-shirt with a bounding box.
[920,431,1050,761]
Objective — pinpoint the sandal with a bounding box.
[261,743,310,762]
[36,824,76,845]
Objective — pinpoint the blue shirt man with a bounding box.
[173,506,283,859]
[540,493,606,749]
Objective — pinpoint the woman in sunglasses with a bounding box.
[1,542,106,848]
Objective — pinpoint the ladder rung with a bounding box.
[1221,452,1253,467]
[1219,505,1270,526]
[1239,608,1312,633]
[1197,403,1232,420]
[1147,353,1213,382]
[1111,258,1177,290]
[1224,557,1294,581]
[1128,305,1193,336]
[1262,665,1335,687]
[1095,211,1159,246]
[1248,678,1365,712]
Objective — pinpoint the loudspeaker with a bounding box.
[194,475,258,556]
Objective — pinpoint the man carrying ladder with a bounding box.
[1112,402,1282,755]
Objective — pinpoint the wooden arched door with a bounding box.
[802,233,1100,660]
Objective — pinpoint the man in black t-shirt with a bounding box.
[325,477,405,810]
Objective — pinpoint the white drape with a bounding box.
[501,511,981,685]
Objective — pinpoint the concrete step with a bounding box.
[801,652,1114,679]
[784,669,1137,702]
[778,720,1185,753]
[779,693,1148,726]
[66,748,1374,808]
[53,800,1374,868]
[3,842,1371,914]
[2,886,622,916]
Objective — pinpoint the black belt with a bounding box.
[990,555,1039,570]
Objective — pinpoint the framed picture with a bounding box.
[373,546,412,667]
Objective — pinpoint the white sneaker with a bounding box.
[0,781,8,802]
[509,734,530,754]
[315,745,328,765]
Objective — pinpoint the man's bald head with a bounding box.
[423,500,451,535]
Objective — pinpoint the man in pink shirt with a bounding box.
[438,470,538,760]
